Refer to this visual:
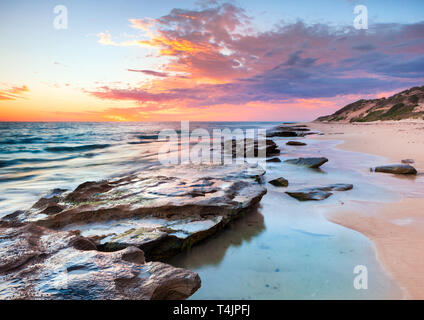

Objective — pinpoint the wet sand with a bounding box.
[309,120,424,168]
[309,121,424,299]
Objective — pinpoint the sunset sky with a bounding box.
[1,0,424,121]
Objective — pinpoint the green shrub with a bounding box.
[408,95,419,104]
[382,103,415,120]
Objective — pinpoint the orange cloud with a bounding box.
[0,85,29,101]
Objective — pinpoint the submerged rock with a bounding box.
[286,141,307,146]
[285,184,353,201]
[320,184,353,191]
[286,189,332,201]
[290,125,309,128]
[266,157,281,163]
[278,126,310,132]
[267,124,317,138]
[284,157,328,169]
[0,223,200,300]
[4,163,267,260]
[373,164,417,175]
[267,131,299,137]
[269,177,289,187]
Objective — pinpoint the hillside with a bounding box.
[316,85,424,122]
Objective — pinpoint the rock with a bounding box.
[401,159,415,164]
[286,141,307,146]
[220,138,280,158]
[267,131,299,137]
[284,157,328,169]
[0,223,201,300]
[266,157,281,163]
[286,189,332,201]
[265,139,281,156]
[373,164,417,175]
[269,178,289,187]
[267,125,317,138]
[4,163,267,260]
[320,184,353,191]
[278,126,310,132]
[285,184,353,201]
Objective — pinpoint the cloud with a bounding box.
[90,2,424,116]
[86,86,181,102]
[97,32,116,46]
[0,85,30,101]
[127,69,169,77]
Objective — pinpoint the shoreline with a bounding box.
[308,121,424,299]
[308,120,424,168]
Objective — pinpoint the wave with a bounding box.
[0,155,80,168]
[45,144,111,153]
[0,137,42,145]
[1,164,65,173]
[0,174,38,183]
[0,148,43,154]
[136,134,159,140]
[127,141,153,145]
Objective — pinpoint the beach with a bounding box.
[309,121,424,299]
[1,120,422,299]
[309,121,424,168]
[1,121,406,300]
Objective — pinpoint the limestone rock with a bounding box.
[4,163,267,260]
[401,159,415,164]
[373,164,417,175]
[0,223,200,300]
[284,157,329,169]
[269,178,289,187]
[285,184,353,201]
[286,141,307,146]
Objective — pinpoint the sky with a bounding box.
[0,0,423,121]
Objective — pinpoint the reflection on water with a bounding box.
[169,207,266,269]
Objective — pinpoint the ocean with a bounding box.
[0,121,279,216]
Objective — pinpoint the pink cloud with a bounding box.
[89,2,424,119]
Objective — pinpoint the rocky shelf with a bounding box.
[0,222,201,300]
[0,163,267,299]
[4,163,267,260]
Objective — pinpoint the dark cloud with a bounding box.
[351,43,376,51]
[127,69,169,77]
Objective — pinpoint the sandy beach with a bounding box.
[309,121,424,299]
[309,121,424,168]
